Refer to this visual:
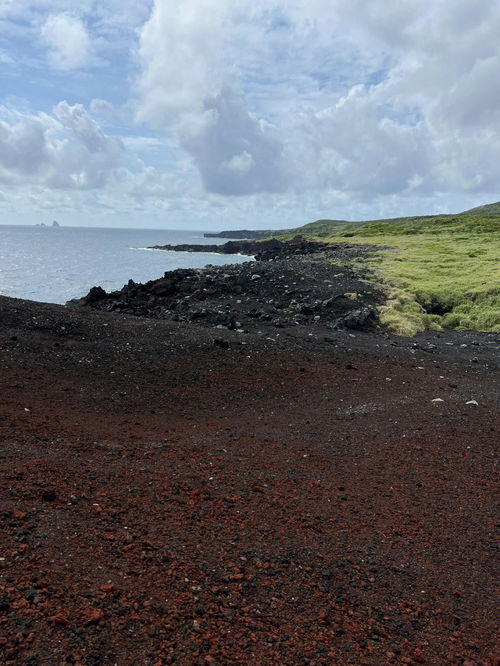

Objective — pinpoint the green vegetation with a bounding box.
[309,214,499,335]
[253,204,498,335]
[460,201,500,216]
[295,213,456,236]
[293,218,352,234]
[253,202,499,335]
[377,288,442,336]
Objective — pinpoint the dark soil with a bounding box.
[0,256,498,665]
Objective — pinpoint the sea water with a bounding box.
[0,226,252,305]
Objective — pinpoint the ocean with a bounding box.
[0,226,252,305]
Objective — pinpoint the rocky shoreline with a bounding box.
[148,235,326,257]
[71,237,383,335]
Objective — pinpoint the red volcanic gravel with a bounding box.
[0,296,498,665]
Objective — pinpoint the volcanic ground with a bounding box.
[0,242,498,665]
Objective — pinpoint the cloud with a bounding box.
[0,49,14,64]
[135,1,294,195]
[182,90,288,195]
[134,0,500,202]
[0,102,121,188]
[135,0,230,124]
[40,13,91,70]
[0,99,202,223]
[89,98,116,117]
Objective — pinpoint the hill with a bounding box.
[205,201,500,240]
[292,200,500,235]
[460,201,500,216]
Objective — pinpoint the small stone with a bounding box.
[431,398,444,402]
[100,584,115,593]
[83,608,104,624]
[50,612,68,626]
[413,647,426,663]
[465,400,478,406]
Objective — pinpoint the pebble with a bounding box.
[465,400,478,406]
[50,613,68,626]
[431,398,444,402]
[83,608,104,624]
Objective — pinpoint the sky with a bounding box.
[0,0,499,229]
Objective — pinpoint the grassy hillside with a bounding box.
[460,201,500,216]
[292,202,500,236]
[292,218,352,234]
[309,214,500,335]
[295,214,454,235]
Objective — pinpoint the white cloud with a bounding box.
[89,98,116,116]
[0,48,14,63]
[0,101,202,220]
[135,0,231,125]
[133,0,500,203]
[0,102,120,188]
[223,151,255,175]
[40,13,91,70]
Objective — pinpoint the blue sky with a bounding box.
[0,0,499,229]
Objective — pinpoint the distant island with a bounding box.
[35,220,60,228]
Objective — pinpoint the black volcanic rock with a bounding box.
[148,236,330,259]
[70,238,383,335]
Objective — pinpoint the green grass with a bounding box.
[311,214,500,335]
[293,219,353,234]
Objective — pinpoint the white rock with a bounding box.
[466,400,479,406]
[431,398,444,402]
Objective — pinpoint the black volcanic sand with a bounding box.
[0,246,498,665]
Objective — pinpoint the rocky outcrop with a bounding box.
[69,238,382,334]
[148,236,328,259]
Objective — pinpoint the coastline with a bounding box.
[71,237,383,334]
